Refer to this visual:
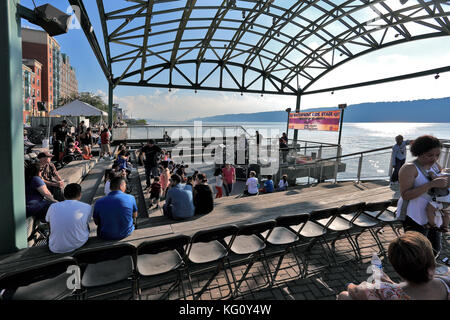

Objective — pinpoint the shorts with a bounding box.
[101,143,111,154]
[150,192,160,200]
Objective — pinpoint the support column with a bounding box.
[108,82,113,127]
[292,94,301,149]
[0,0,28,254]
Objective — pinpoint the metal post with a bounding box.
[337,104,346,147]
[0,0,28,254]
[357,153,364,183]
[108,82,113,128]
[293,94,301,151]
[388,149,394,180]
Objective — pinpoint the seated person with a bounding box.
[45,183,92,253]
[25,163,58,220]
[163,174,194,220]
[38,151,65,201]
[259,175,275,194]
[93,177,137,240]
[244,171,259,196]
[426,169,449,232]
[148,176,162,209]
[185,176,194,191]
[193,173,214,215]
[337,231,450,300]
[277,174,289,191]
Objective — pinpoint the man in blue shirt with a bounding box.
[163,174,195,220]
[93,177,137,240]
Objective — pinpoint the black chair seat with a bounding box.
[262,227,299,245]
[188,241,228,264]
[225,235,265,255]
[341,213,379,228]
[81,256,134,288]
[317,216,352,231]
[365,210,397,222]
[6,272,73,300]
[292,221,327,238]
[137,251,184,276]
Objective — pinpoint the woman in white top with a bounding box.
[397,135,448,255]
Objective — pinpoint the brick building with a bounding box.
[60,53,78,99]
[22,58,43,121]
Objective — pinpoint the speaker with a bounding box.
[35,4,72,37]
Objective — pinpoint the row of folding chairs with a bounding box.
[0,198,400,300]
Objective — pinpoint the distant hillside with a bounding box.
[192,97,450,122]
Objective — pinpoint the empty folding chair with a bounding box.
[0,257,77,300]
[185,225,239,300]
[262,213,310,285]
[338,202,386,261]
[314,206,360,265]
[136,235,191,300]
[225,220,276,298]
[73,243,137,300]
[363,200,399,254]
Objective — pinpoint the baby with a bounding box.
[426,169,450,233]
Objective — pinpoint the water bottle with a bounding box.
[371,253,383,286]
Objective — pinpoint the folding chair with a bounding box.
[293,207,339,276]
[136,235,191,300]
[338,202,386,261]
[314,206,360,265]
[73,243,137,300]
[363,200,399,255]
[225,220,276,298]
[262,213,310,285]
[0,257,76,300]
[185,225,239,300]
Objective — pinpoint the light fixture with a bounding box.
[195,89,197,93]
[331,91,334,95]
[169,88,172,92]
[285,107,291,113]
[242,11,245,19]
[400,0,408,4]
[435,73,440,79]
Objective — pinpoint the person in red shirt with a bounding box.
[222,163,236,197]
[100,127,112,159]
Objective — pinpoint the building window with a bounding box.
[37,68,40,76]
[37,90,40,97]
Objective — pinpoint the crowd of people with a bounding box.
[23,131,449,300]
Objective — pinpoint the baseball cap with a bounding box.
[37,151,53,159]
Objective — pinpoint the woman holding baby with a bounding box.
[397,135,449,257]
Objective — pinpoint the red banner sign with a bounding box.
[288,110,341,132]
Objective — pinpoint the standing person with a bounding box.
[139,139,162,189]
[396,135,448,256]
[391,135,410,186]
[93,177,137,240]
[77,121,87,138]
[193,173,214,215]
[163,174,194,220]
[38,151,65,201]
[148,176,162,210]
[100,127,112,159]
[52,120,69,163]
[45,183,92,253]
[213,167,223,199]
[222,163,236,197]
[159,162,171,197]
[163,131,171,143]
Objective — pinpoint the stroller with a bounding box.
[62,141,83,165]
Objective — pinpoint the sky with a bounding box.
[20,0,450,121]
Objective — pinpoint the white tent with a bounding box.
[49,100,108,117]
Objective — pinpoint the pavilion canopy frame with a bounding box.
[69,0,450,96]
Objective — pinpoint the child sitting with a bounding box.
[104,169,117,196]
[425,169,450,232]
[244,171,259,196]
[148,176,162,209]
[259,175,275,194]
[159,163,171,197]
[277,174,289,191]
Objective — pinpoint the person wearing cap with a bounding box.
[38,151,65,201]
